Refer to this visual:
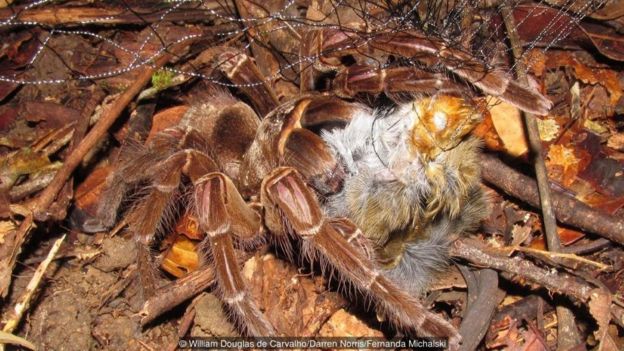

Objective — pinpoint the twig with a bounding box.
[499,3,560,253]
[561,238,611,255]
[0,205,34,298]
[0,331,35,350]
[451,238,594,302]
[9,166,58,201]
[139,265,216,326]
[1,235,66,336]
[509,246,611,270]
[167,294,201,351]
[500,3,579,347]
[33,123,76,155]
[0,2,232,26]
[140,249,253,325]
[480,154,624,245]
[452,236,624,333]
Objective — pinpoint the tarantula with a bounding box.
[77,10,552,349]
[83,90,483,345]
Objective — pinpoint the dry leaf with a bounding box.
[584,118,609,135]
[511,224,533,247]
[74,165,112,217]
[546,51,623,108]
[489,98,528,157]
[243,254,346,336]
[588,289,618,351]
[0,148,52,190]
[473,108,505,152]
[536,118,560,142]
[607,133,624,151]
[429,265,467,290]
[546,144,580,187]
[519,325,548,351]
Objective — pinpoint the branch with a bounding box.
[480,154,624,245]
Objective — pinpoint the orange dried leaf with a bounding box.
[581,192,624,214]
[74,165,113,216]
[473,109,505,152]
[556,227,585,246]
[528,225,584,250]
[524,49,547,77]
[546,52,623,108]
[546,144,580,187]
[489,98,528,157]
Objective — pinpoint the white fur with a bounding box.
[321,104,433,214]
[321,103,485,296]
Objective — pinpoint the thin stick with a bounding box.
[497,5,580,344]
[452,238,594,303]
[139,265,216,326]
[511,246,610,270]
[453,238,624,331]
[2,235,66,334]
[499,3,561,260]
[0,205,34,298]
[0,2,232,26]
[480,154,624,245]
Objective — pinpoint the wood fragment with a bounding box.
[1,234,65,337]
[139,265,216,326]
[452,238,594,303]
[0,3,232,26]
[480,154,624,245]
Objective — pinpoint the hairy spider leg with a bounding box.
[261,167,461,350]
[194,173,277,337]
[300,28,552,115]
[125,145,217,297]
